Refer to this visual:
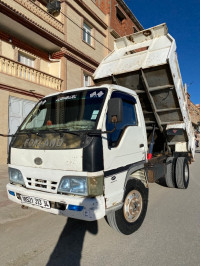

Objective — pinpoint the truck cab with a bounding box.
[7,84,148,234]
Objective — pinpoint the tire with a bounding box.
[175,157,189,189]
[106,179,148,235]
[165,157,176,188]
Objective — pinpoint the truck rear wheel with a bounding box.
[175,157,189,189]
[106,179,148,235]
[165,157,176,188]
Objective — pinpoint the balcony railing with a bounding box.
[14,0,64,33]
[0,56,62,91]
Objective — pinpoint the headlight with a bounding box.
[58,175,104,196]
[9,168,25,185]
[58,177,87,196]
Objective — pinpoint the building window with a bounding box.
[116,6,126,23]
[83,73,92,87]
[83,22,92,45]
[18,52,34,68]
[18,52,35,80]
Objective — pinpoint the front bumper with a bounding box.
[7,183,105,221]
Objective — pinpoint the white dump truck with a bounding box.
[7,24,195,235]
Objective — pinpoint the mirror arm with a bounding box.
[101,122,117,134]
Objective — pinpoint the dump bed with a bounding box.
[93,23,195,157]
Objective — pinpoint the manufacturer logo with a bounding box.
[24,138,64,148]
[34,157,43,165]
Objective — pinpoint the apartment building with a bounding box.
[0,0,143,164]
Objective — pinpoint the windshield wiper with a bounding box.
[39,128,82,137]
[57,129,102,137]
[84,130,102,136]
[57,129,83,137]
[17,130,42,137]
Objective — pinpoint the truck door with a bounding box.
[103,91,146,207]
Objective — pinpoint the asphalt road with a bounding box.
[0,151,200,266]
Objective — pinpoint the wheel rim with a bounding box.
[184,163,189,183]
[123,190,143,223]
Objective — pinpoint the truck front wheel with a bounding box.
[175,157,189,189]
[106,179,148,235]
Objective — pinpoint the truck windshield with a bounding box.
[20,88,107,132]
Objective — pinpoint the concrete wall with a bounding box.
[66,2,107,63]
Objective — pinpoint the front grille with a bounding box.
[26,177,58,193]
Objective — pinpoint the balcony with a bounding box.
[0,0,64,52]
[0,56,62,91]
[15,0,64,33]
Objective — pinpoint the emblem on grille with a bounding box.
[34,157,43,165]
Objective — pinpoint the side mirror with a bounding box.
[108,98,123,123]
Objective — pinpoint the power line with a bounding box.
[60,11,112,52]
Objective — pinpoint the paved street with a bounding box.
[0,151,200,266]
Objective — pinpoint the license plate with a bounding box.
[21,195,50,209]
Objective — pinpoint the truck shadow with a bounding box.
[47,218,98,266]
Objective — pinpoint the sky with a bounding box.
[124,0,200,104]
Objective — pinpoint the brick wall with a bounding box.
[95,0,109,15]
[96,0,140,36]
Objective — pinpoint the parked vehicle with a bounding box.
[7,24,195,235]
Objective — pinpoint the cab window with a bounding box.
[106,91,137,147]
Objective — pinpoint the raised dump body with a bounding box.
[93,23,195,158]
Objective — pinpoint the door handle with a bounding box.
[139,144,144,148]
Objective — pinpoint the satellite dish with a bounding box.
[47,0,61,16]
